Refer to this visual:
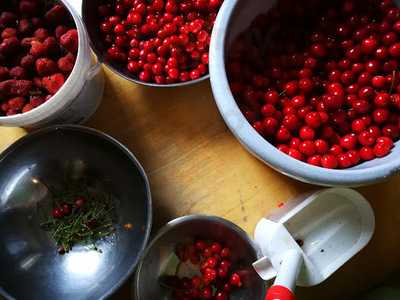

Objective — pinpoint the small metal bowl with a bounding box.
[81,0,209,88]
[133,215,266,299]
[0,125,152,300]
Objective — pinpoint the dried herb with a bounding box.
[40,181,117,254]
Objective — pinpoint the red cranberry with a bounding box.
[321,154,338,169]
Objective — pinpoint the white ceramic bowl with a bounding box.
[209,0,400,187]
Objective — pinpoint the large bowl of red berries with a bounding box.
[210,0,400,186]
[82,0,223,87]
[134,215,265,300]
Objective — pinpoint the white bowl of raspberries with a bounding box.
[0,0,104,128]
[210,0,400,186]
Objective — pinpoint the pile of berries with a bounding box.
[51,197,85,219]
[96,0,223,84]
[227,0,400,169]
[162,240,243,300]
[0,0,78,116]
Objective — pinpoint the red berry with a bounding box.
[321,154,338,169]
[360,146,375,160]
[338,153,352,168]
[374,142,392,157]
[215,291,228,300]
[229,273,242,287]
[288,148,304,161]
[289,137,301,149]
[75,197,85,208]
[60,29,78,53]
[201,287,212,299]
[203,268,217,283]
[389,43,400,57]
[52,208,63,219]
[299,140,316,156]
[314,139,329,154]
[299,126,315,140]
[42,73,65,94]
[220,247,230,258]
[203,247,213,258]
[305,112,321,128]
[61,204,71,216]
[373,108,390,124]
[191,276,202,289]
[361,37,378,54]
[307,155,321,166]
[276,127,292,142]
[351,119,366,133]
[372,75,386,88]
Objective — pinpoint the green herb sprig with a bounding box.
[40,181,117,254]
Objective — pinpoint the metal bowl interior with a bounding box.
[0,125,152,300]
[81,0,209,88]
[134,215,265,299]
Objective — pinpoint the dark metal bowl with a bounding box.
[133,215,266,299]
[81,0,209,88]
[0,125,152,300]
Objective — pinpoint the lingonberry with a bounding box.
[52,207,63,219]
[299,126,315,140]
[229,273,242,287]
[321,154,338,169]
[373,108,390,124]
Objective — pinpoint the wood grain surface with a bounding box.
[86,67,400,300]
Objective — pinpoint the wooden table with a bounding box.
[86,68,400,300]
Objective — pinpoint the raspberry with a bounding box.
[34,28,49,41]
[45,4,68,24]
[55,25,68,40]
[19,0,39,15]
[20,54,35,69]
[8,97,25,110]
[57,53,75,73]
[18,19,33,36]
[33,76,42,88]
[42,73,65,94]
[22,103,33,113]
[0,12,17,27]
[43,37,59,54]
[10,67,27,79]
[0,37,20,55]
[29,40,47,57]
[1,28,17,39]
[0,79,33,97]
[35,58,58,76]
[30,96,45,107]
[31,17,43,28]
[21,37,38,48]
[60,29,79,53]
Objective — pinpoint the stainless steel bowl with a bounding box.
[0,125,152,300]
[81,0,209,88]
[133,215,266,299]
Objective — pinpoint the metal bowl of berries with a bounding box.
[210,0,400,186]
[0,125,152,300]
[133,215,266,300]
[82,0,224,87]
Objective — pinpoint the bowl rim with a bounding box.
[132,214,262,300]
[0,124,153,300]
[80,0,210,88]
[209,0,400,187]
